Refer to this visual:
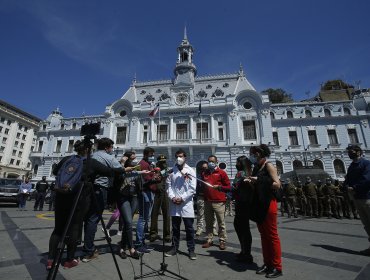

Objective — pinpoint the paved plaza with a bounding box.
[0,203,369,280]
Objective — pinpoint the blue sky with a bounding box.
[1,0,369,119]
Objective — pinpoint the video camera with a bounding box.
[80,122,101,138]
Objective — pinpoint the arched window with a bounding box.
[287,111,293,119]
[270,112,275,120]
[343,107,351,116]
[276,161,283,175]
[334,159,346,176]
[324,109,331,117]
[313,159,324,170]
[305,110,312,118]
[293,160,303,170]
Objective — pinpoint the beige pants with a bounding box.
[204,201,227,242]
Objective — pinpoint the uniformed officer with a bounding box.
[303,176,318,217]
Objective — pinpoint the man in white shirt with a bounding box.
[165,149,197,260]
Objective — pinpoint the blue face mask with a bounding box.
[249,155,257,164]
[208,162,217,171]
[147,156,155,163]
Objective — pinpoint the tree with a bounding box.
[322,79,354,90]
[262,88,294,104]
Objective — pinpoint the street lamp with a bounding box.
[229,143,240,177]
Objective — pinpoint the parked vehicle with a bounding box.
[0,178,22,206]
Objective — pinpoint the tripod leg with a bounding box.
[47,183,85,280]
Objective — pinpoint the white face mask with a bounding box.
[176,157,185,166]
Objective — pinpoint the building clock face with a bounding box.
[175,93,188,106]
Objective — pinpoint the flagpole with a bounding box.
[200,98,202,144]
[157,103,160,146]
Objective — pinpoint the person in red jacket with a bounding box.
[201,155,231,250]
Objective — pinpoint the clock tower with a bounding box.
[172,27,197,89]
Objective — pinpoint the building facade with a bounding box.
[30,33,370,182]
[0,100,41,179]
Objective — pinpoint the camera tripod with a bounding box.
[134,187,188,280]
[47,136,123,280]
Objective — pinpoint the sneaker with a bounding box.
[129,250,141,259]
[165,247,177,257]
[189,251,197,260]
[219,240,226,250]
[63,259,79,269]
[195,229,203,236]
[149,235,159,242]
[202,241,213,248]
[101,227,111,238]
[82,249,99,263]
[46,259,53,270]
[119,249,127,259]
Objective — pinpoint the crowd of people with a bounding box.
[15,137,369,278]
[280,177,359,219]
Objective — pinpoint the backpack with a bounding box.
[55,155,84,193]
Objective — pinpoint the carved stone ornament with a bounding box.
[229,110,238,120]
[131,117,139,125]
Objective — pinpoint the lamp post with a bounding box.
[229,143,240,178]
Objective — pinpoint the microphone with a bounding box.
[160,168,174,176]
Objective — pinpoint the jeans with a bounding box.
[136,191,153,246]
[118,195,138,249]
[83,186,106,254]
[171,216,195,252]
[353,198,370,242]
[18,194,27,209]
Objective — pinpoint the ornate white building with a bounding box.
[30,32,370,181]
[0,99,41,179]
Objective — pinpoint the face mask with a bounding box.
[249,155,257,164]
[307,180,311,183]
[131,160,139,166]
[208,162,217,170]
[176,157,185,166]
[147,156,155,163]
[348,151,357,160]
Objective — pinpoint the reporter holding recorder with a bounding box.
[247,144,282,278]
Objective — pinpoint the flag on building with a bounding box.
[149,103,160,117]
[198,100,202,116]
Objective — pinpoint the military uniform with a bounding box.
[285,181,297,218]
[303,178,318,217]
[316,181,326,218]
[322,179,340,219]
[295,181,306,216]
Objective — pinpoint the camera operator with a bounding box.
[47,139,126,269]
[82,137,126,263]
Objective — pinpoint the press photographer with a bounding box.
[47,125,126,271]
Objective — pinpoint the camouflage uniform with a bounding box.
[296,181,306,216]
[303,177,318,217]
[316,180,326,218]
[322,179,340,219]
[285,180,297,218]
